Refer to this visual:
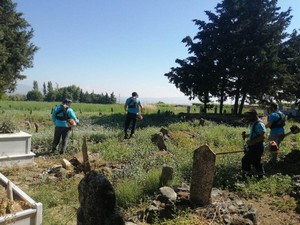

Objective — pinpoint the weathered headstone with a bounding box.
[82,137,91,174]
[190,145,216,206]
[200,106,204,114]
[159,166,174,187]
[160,128,170,138]
[77,171,125,225]
[151,133,167,151]
[187,106,191,114]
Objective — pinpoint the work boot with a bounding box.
[59,149,65,155]
[124,133,129,139]
[130,133,135,138]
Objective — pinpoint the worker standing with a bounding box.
[265,102,286,164]
[242,108,266,179]
[124,92,143,139]
[51,98,79,154]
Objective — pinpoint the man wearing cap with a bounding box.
[242,108,266,179]
[266,103,286,163]
[124,92,143,139]
[51,98,79,154]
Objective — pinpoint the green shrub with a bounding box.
[141,169,161,195]
[270,196,297,212]
[214,155,242,190]
[236,174,293,198]
[0,119,19,133]
[115,178,143,208]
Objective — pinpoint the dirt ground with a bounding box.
[1,156,300,224]
[244,195,300,225]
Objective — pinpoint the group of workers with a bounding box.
[50,94,286,180]
[242,103,286,179]
[51,92,143,154]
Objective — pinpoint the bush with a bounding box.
[0,119,19,133]
[115,178,143,208]
[236,173,293,198]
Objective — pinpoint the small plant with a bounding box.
[236,173,293,199]
[270,196,297,212]
[115,178,143,208]
[0,119,19,133]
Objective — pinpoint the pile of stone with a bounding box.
[41,153,123,180]
[126,185,258,225]
[196,190,257,225]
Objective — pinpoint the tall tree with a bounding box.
[43,82,47,95]
[47,81,53,92]
[33,80,39,91]
[0,0,38,94]
[165,0,292,114]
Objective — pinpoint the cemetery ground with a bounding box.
[1,101,300,224]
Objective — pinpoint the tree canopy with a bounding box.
[25,81,117,104]
[0,0,38,94]
[165,0,299,114]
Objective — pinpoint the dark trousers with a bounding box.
[124,113,137,135]
[52,126,71,153]
[242,143,264,175]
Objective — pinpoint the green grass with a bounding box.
[236,174,293,198]
[2,101,299,224]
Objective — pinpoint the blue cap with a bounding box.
[63,98,72,104]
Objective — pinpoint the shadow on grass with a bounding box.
[89,112,180,129]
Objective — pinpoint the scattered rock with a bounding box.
[159,186,177,202]
[61,158,73,170]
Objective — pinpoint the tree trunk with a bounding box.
[238,92,247,115]
[203,101,207,114]
[233,90,240,115]
[219,78,226,115]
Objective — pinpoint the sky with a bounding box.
[13,0,300,103]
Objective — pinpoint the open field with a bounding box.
[0,101,300,224]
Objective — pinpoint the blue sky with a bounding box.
[14,0,300,103]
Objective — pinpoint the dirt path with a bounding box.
[244,195,300,225]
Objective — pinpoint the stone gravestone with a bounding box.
[151,133,167,151]
[200,106,204,114]
[187,106,191,114]
[77,171,125,225]
[190,145,216,206]
[82,137,91,174]
[159,166,174,187]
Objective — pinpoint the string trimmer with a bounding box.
[216,125,300,155]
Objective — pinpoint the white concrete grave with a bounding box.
[0,131,35,167]
[0,173,43,225]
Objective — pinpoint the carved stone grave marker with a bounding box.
[190,145,216,206]
[159,166,174,187]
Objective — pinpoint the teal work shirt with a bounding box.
[249,119,266,140]
[51,104,79,127]
[268,110,285,135]
[125,97,141,114]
